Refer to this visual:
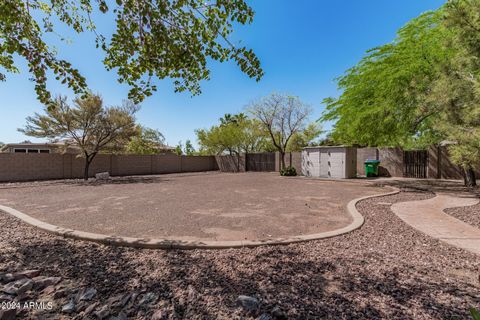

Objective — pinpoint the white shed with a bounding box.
[302,146,357,179]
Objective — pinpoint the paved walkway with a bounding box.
[391,192,480,255]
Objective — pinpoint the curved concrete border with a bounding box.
[0,186,399,250]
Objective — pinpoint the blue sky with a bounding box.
[0,0,444,147]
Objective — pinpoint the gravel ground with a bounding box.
[445,202,480,229]
[1,190,479,319]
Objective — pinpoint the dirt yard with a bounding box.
[0,172,386,241]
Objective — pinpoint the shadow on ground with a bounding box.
[373,178,480,196]
[4,231,479,318]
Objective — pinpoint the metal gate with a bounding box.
[403,150,428,178]
[246,153,276,172]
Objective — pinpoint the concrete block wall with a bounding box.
[0,154,218,182]
[378,148,404,177]
[356,148,378,176]
[215,155,245,173]
[278,152,302,173]
[356,146,479,179]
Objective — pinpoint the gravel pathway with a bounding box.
[1,191,479,319]
[445,202,480,230]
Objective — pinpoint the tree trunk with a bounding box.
[280,151,286,170]
[464,166,477,187]
[83,158,91,181]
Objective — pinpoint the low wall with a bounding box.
[217,152,302,174]
[356,147,378,176]
[356,146,479,179]
[0,154,219,182]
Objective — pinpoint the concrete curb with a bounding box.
[0,187,399,250]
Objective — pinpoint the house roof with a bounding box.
[0,142,81,152]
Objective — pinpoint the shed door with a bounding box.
[319,150,330,178]
[304,149,320,177]
[320,149,345,178]
[329,150,345,178]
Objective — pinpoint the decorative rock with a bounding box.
[95,172,110,180]
[94,305,111,320]
[17,279,33,296]
[271,306,288,320]
[0,309,16,320]
[111,312,128,320]
[119,293,132,308]
[32,276,61,289]
[15,270,40,278]
[236,295,260,313]
[61,300,76,314]
[0,273,15,284]
[53,288,67,299]
[151,309,168,320]
[78,287,97,301]
[42,285,56,295]
[138,292,158,306]
[0,294,12,302]
[84,302,99,315]
[1,278,33,296]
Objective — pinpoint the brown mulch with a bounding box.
[1,191,479,319]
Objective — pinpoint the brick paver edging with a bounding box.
[0,187,399,250]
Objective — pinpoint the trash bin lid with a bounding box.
[364,159,380,164]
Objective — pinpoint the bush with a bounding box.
[280,166,297,176]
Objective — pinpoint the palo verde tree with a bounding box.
[0,0,263,105]
[20,94,138,180]
[248,93,312,169]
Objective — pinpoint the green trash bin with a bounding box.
[365,159,380,177]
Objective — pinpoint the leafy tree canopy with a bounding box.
[196,113,272,156]
[1,0,263,105]
[322,10,450,148]
[126,126,166,155]
[174,139,197,155]
[322,0,480,186]
[286,122,323,152]
[19,94,138,179]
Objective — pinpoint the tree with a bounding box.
[126,126,165,155]
[196,114,270,155]
[184,139,196,156]
[0,0,263,105]
[175,141,184,155]
[174,140,196,156]
[20,94,138,180]
[321,4,480,187]
[322,10,449,148]
[428,0,480,187]
[286,122,323,152]
[248,93,312,169]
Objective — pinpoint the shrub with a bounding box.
[280,166,297,176]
